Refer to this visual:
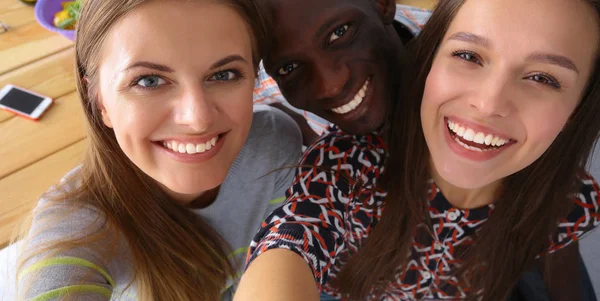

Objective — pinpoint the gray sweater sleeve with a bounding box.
[18,193,119,301]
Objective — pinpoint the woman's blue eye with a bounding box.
[136,76,166,88]
[210,70,238,81]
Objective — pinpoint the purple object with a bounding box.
[34,0,76,41]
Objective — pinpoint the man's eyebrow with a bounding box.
[315,7,358,38]
[447,32,492,49]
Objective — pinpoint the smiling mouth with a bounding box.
[330,78,370,115]
[160,134,223,155]
[446,118,515,152]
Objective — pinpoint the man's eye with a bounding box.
[329,24,349,43]
[278,63,299,76]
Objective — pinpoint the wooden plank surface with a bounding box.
[0,139,85,248]
[0,91,86,179]
[0,0,72,76]
[0,22,73,75]
[396,0,437,9]
[0,1,37,28]
[0,48,76,122]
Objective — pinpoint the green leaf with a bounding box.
[57,17,76,29]
[66,1,81,20]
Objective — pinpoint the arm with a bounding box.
[234,249,319,301]
[18,198,115,301]
[234,130,386,300]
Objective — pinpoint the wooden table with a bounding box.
[0,0,436,248]
[0,0,84,249]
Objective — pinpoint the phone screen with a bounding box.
[0,88,45,115]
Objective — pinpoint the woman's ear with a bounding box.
[85,77,113,128]
[374,0,397,25]
[98,101,113,128]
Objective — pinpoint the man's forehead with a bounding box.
[264,0,382,63]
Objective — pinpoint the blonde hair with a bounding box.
[17,0,270,300]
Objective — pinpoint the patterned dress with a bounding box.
[247,126,600,300]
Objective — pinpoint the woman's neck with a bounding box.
[160,184,221,209]
[430,165,502,210]
[187,186,221,209]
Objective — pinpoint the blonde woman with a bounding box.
[16,0,301,300]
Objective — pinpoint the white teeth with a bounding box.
[473,132,485,144]
[186,143,195,154]
[455,137,484,152]
[463,129,475,142]
[484,134,493,146]
[331,79,369,115]
[447,119,509,148]
[162,136,219,155]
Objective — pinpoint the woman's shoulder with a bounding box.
[35,166,100,217]
[231,105,303,174]
[241,105,301,155]
[548,172,599,252]
[29,167,115,249]
[20,168,130,299]
[250,104,302,146]
[566,172,599,228]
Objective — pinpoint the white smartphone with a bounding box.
[0,84,53,121]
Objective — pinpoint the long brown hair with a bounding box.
[338,0,600,300]
[17,0,270,300]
